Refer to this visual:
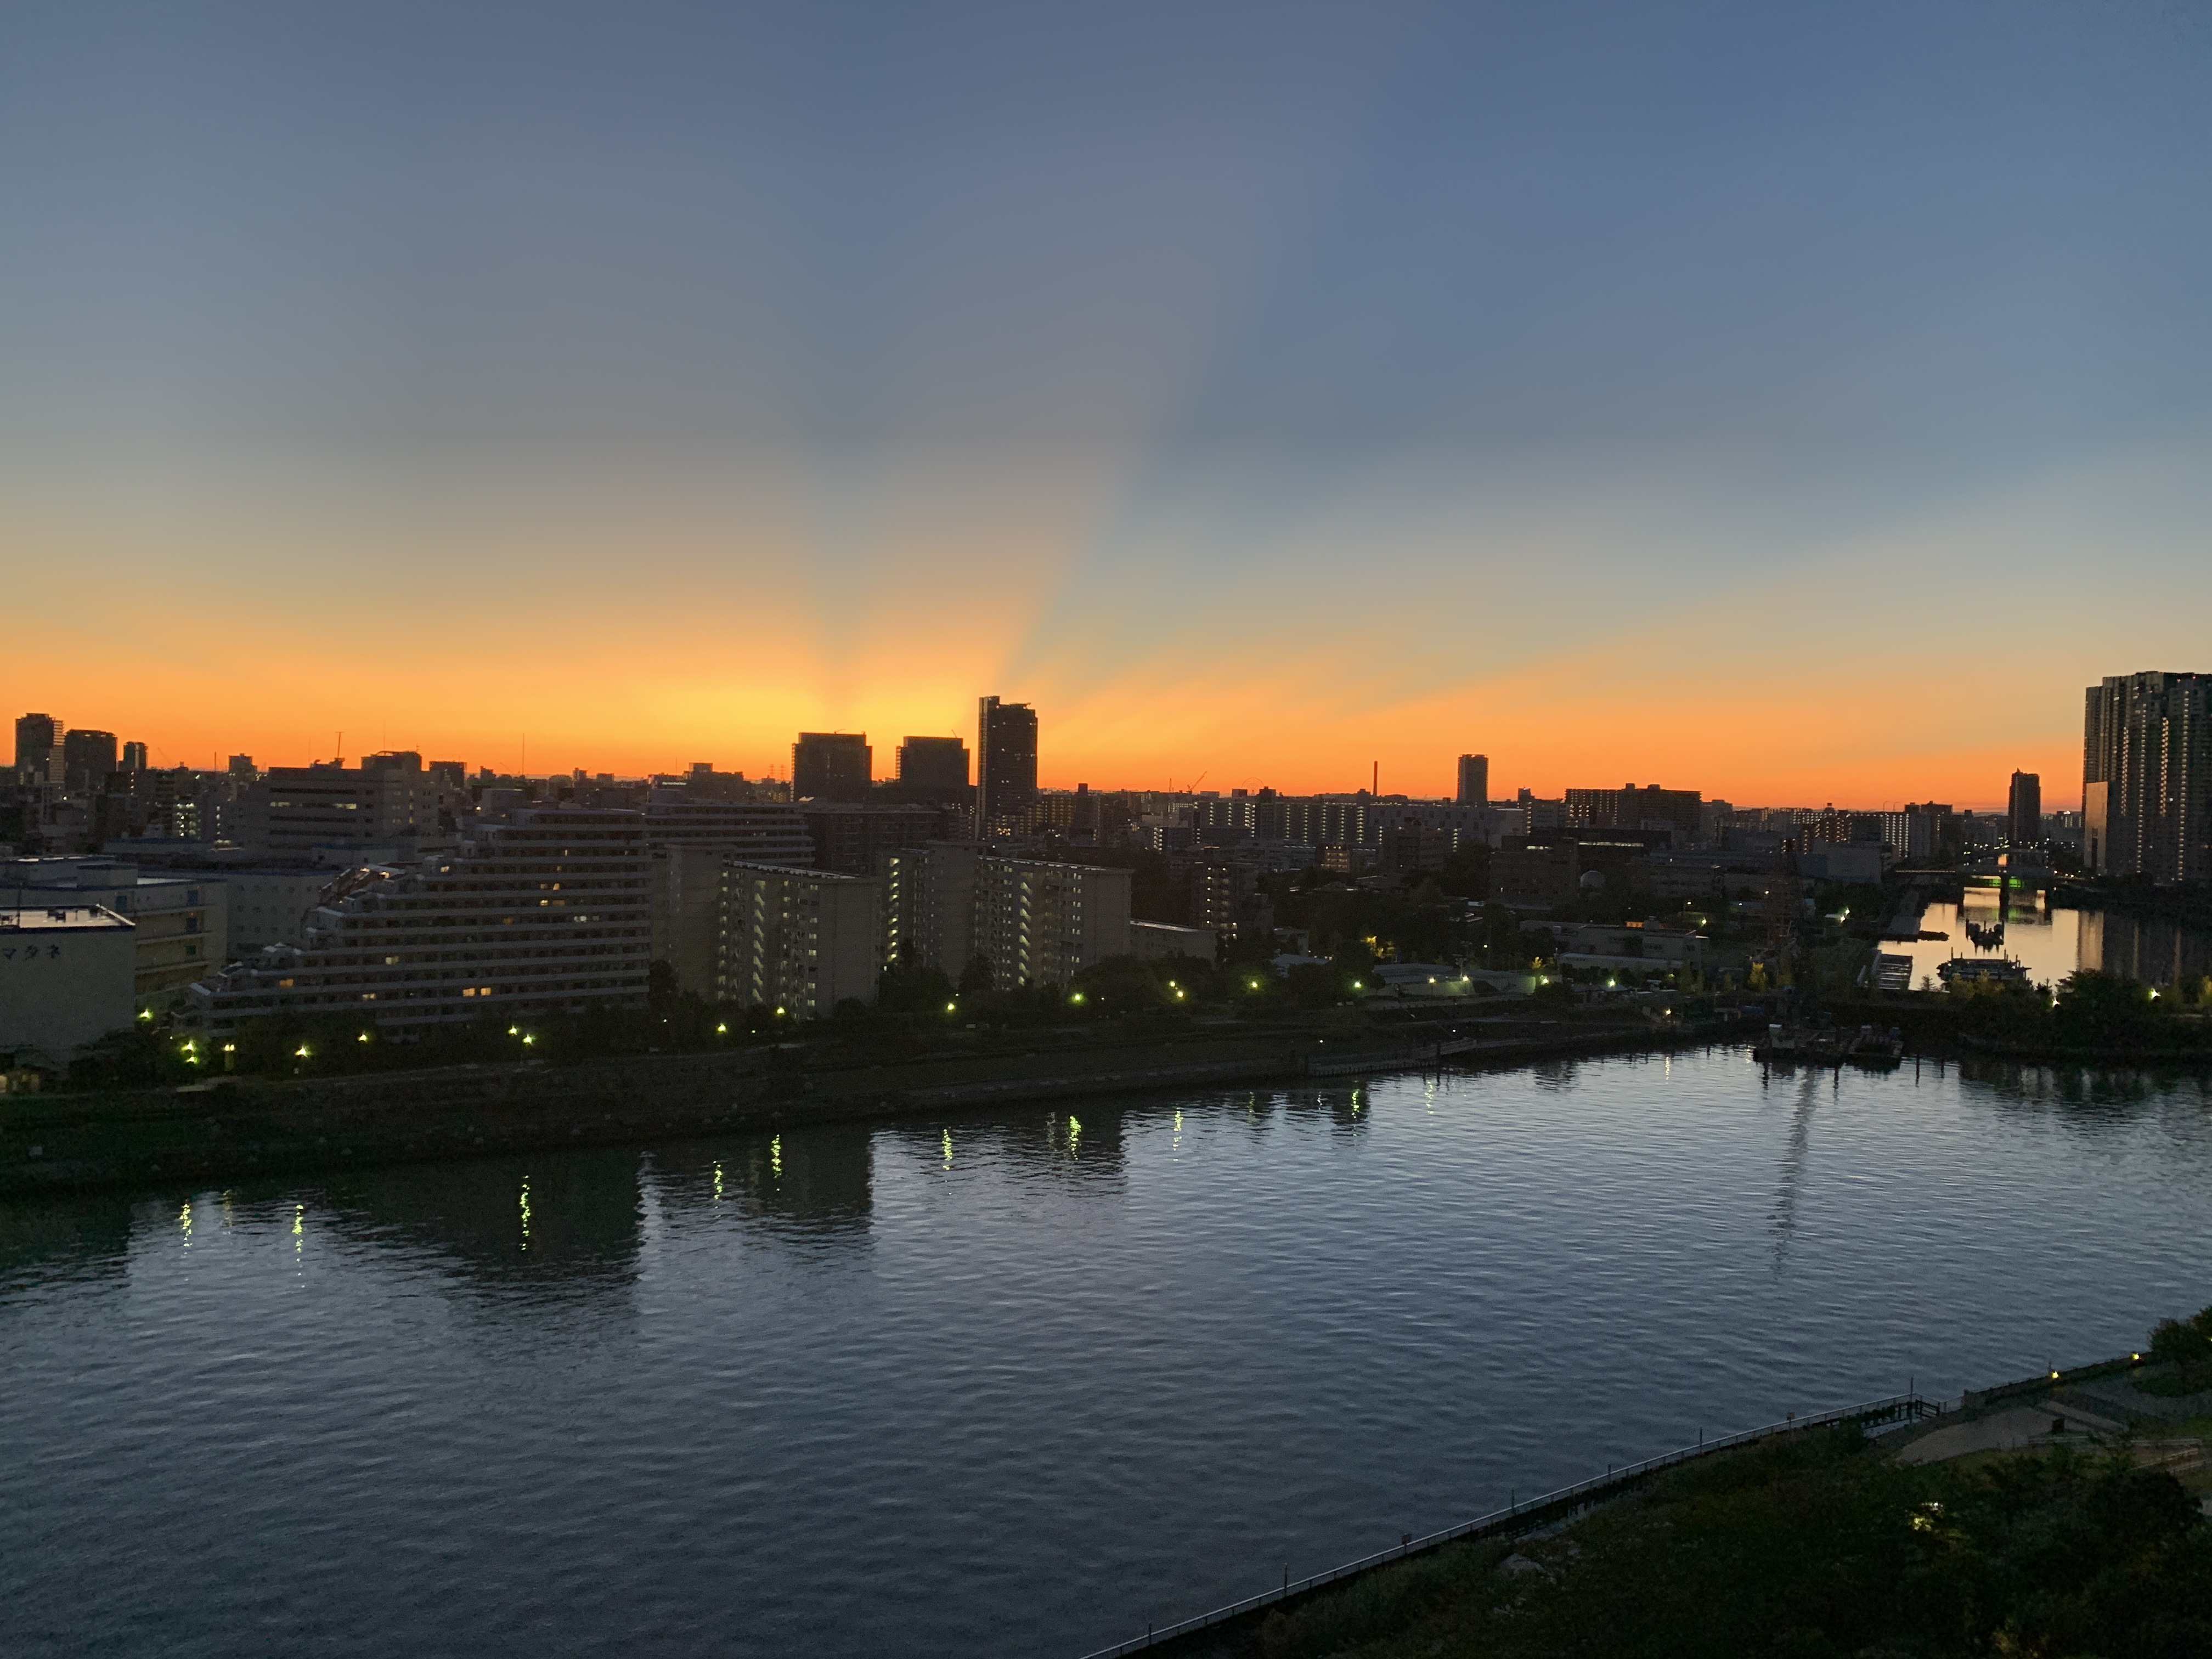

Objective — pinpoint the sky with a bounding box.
[4,1,2209,808]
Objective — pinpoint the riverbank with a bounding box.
[1108,1350,2212,1659]
[0,1014,1725,1198]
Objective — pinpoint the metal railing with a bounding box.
[1075,1391,1941,1659]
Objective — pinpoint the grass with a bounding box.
[1202,1427,2212,1659]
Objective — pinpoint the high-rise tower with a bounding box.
[1455,754,1489,806]
[2083,671,2212,882]
[791,732,872,803]
[13,713,62,789]
[975,697,1038,836]
[2006,771,2042,847]
[896,736,970,794]
[63,729,117,793]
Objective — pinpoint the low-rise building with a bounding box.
[1640,851,1773,903]
[1365,962,1475,998]
[1545,920,1707,970]
[2,856,225,1009]
[1131,921,1217,961]
[0,904,135,1057]
[1795,844,1886,884]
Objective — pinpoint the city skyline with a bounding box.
[12,696,2060,815]
[9,4,2210,804]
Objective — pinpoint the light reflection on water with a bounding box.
[1893,896,2212,990]
[5,1049,2212,1658]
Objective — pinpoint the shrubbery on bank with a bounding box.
[1949,969,2212,1054]
[1244,1430,2212,1659]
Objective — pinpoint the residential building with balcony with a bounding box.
[2083,672,2211,883]
[642,789,816,865]
[716,861,881,1017]
[880,842,1131,990]
[184,808,651,1034]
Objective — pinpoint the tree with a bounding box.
[1437,843,1489,900]
[1285,962,1348,1008]
[957,955,995,997]
[1480,903,1525,968]
[878,959,956,1014]
[2148,1311,2212,1376]
[2051,970,2170,1049]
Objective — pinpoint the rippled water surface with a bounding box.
[8,1048,2212,1657]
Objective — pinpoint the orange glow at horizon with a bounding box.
[7,432,2201,816]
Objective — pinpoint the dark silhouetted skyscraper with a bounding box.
[14,712,61,788]
[975,697,1037,835]
[792,732,872,803]
[1455,754,1489,806]
[897,735,969,794]
[62,729,117,793]
[2007,771,2041,847]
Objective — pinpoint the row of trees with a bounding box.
[1950,969,2212,1052]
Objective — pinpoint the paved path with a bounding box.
[1897,1405,2097,1465]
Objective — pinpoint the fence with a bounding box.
[1074,1391,1940,1659]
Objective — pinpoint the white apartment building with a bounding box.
[716,861,881,1018]
[185,808,650,1033]
[971,856,1131,991]
[881,843,979,976]
[880,843,1131,992]
[2,857,226,1010]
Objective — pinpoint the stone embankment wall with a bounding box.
[0,1036,1317,1197]
[0,1020,1698,1198]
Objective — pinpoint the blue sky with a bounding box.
[5,2,2208,799]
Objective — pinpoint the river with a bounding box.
[1889,890,2212,990]
[7,1048,2212,1657]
